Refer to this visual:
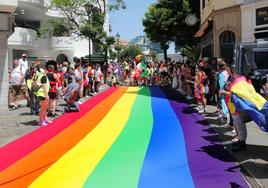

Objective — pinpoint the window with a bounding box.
[254,51,268,70]
[202,0,206,9]
[220,31,236,64]
[220,31,235,46]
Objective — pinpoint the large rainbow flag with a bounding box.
[0,87,248,188]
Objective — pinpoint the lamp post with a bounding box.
[84,2,93,62]
[116,32,120,64]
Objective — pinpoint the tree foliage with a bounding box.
[120,45,142,61]
[143,0,200,60]
[149,50,158,62]
[44,0,125,54]
[143,4,173,60]
[109,49,117,60]
[40,18,70,37]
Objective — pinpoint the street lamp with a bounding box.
[84,2,94,61]
[116,32,120,64]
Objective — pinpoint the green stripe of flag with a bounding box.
[83,87,153,188]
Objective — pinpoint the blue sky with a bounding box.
[110,0,175,53]
[110,0,156,41]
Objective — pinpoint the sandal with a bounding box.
[11,106,18,110]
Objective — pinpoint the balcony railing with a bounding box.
[8,27,37,49]
[46,8,64,18]
[49,37,74,51]
[19,0,44,6]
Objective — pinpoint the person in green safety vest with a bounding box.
[34,65,52,126]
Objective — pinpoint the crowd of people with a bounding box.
[9,54,103,126]
[9,53,268,151]
[109,56,268,152]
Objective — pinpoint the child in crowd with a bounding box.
[111,73,117,87]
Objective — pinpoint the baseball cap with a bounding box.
[22,54,27,57]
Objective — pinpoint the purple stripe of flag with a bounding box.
[162,87,249,188]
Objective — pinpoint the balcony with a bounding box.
[19,0,44,6]
[8,27,37,49]
[49,37,74,51]
[0,0,17,13]
[46,8,64,18]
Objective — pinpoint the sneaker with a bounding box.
[231,141,247,152]
[45,118,53,124]
[77,101,83,105]
[47,112,53,117]
[39,121,48,127]
[198,108,207,113]
[186,95,193,100]
[50,113,57,117]
[231,140,240,146]
[194,106,200,110]
[231,137,239,142]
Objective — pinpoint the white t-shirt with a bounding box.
[11,65,26,85]
[19,58,28,71]
[95,69,103,82]
[74,69,82,80]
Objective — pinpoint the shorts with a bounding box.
[38,96,46,101]
[10,85,28,96]
[49,92,57,99]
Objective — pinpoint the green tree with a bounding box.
[39,18,70,37]
[46,0,125,54]
[143,4,173,61]
[120,45,142,61]
[109,49,117,60]
[149,50,158,62]
[143,0,200,60]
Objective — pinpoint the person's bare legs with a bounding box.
[39,98,49,124]
[12,93,18,108]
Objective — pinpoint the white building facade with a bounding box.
[0,0,17,111]
[7,0,110,66]
[197,0,268,63]
[241,0,268,42]
[0,0,109,111]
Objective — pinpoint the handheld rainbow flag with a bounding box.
[0,87,248,188]
[230,76,268,132]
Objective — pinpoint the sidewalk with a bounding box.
[0,84,110,147]
[184,93,268,188]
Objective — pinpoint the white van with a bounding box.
[157,53,184,63]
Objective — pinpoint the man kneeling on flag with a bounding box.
[63,77,82,113]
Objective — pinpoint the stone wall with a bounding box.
[212,6,242,57]
[0,32,10,111]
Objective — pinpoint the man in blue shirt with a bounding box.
[63,77,82,112]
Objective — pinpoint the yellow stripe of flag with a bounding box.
[29,87,139,188]
[231,81,266,110]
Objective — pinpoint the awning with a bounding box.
[195,21,209,38]
[83,54,106,63]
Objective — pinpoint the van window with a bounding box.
[254,52,268,69]
[240,49,252,75]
